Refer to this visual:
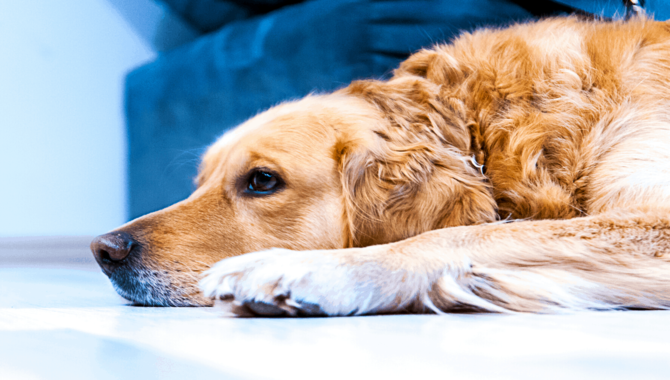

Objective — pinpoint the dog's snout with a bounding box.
[91,232,138,276]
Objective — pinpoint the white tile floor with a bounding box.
[1,237,670,379]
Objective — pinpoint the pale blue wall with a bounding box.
[0,0,158,236]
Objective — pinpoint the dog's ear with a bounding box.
[338,78,497,247]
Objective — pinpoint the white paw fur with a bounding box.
[199,246,442,316]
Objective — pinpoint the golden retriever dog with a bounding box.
[91,16,670,316]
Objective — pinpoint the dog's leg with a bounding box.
[200,209,670,316]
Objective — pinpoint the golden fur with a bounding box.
[97,16,670,313]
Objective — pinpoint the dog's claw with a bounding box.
[241,298,326,317]
[218,293,234,301]
[295,301,326,317]
[244,300,288,317]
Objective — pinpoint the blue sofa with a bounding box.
[125,0,670,219]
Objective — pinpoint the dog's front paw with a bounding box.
[200,248,365,317]
[199,245,434,317]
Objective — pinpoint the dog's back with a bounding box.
[387,17,670,220]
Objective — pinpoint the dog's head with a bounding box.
[91,77,497,306]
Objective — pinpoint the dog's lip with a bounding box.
[128,298,215,307]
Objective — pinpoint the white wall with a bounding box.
[0,0,157,237]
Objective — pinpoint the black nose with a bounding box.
[90,232,138,276]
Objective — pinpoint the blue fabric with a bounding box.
[553,0,670,20]
[159,0,307,32]
[646,0,670,20]
[159,0,251,32]
[125,0,667,219]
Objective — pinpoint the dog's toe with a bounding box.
[199,270,237,300]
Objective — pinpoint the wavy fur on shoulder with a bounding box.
[338,77,498,247]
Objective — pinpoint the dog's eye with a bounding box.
[248,170,279,194]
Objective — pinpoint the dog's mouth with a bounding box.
[109,268,210,307]
[107,264,212,307]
